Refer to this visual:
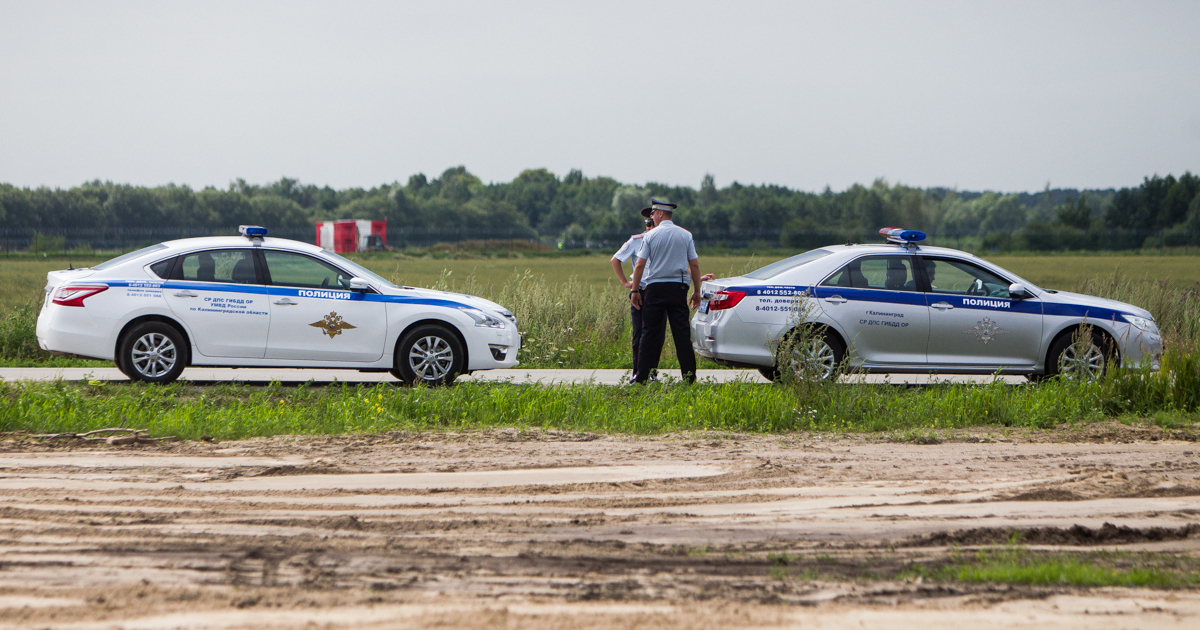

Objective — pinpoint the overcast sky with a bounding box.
[1,0,1197,193]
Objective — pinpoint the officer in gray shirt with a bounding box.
[630,199,703,384]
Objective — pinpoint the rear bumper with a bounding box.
[36,305,119,361]
[692,312,775,369]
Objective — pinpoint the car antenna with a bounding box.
[68,261,74,270]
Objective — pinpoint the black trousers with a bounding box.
[635,282,696,384]
[630,303,666,378]
[630,304,643,377]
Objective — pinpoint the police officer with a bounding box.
[630,199,702,384]
[611,217,657,381]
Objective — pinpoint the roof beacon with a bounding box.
[879,227,926,248]
[239,225,268,244]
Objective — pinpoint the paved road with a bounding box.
[0,367,1025,385]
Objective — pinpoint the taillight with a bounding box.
[706,290,745,311]
[52,284,108,307]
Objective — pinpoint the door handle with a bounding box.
[273,298,298,306]
[824,295,847,304]
[172,290,198,298]
[932,301,954,310]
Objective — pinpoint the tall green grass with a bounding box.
[431,269,637,369]
[3,260,1198,368]
[4,352,1197,439]
[0,301,44,361]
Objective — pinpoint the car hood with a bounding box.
[378,285,510,315]
[1043,290,1152,320]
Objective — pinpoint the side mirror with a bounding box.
[348,277,372,292]
[1009,282,1032,300]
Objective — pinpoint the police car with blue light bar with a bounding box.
[36,226,521,385]
[692,227,1163,381]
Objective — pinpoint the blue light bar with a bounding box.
[239,225,268,238]
[879,227,926,244]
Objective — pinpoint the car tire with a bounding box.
[773,328,845,383]
[120,322,186,384]
[394,325,464,386]
[1043,329,1114,382]
[757,367,779,382]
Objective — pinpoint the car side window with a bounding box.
[172,250,258,285]
[820,256,918,291]
[263,250,352,289]
[148,258,175,279]
[922,259,1011,298]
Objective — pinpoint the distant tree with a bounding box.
[698,174,718,207]
[1056,194,1093,229]
[248,195,308,228]
[406,173,430,198]
[437,166,481,205]
[104,185,165,229]
[196,189,251,228]
[505,168,559,229]
[1160,172,1199,228]
[1105,187,1146,229]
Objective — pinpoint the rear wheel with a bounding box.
[1043,329,1114,382]
[394,325,464,386]
[120,322,186,384]
[771,328,845,382]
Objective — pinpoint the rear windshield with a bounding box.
[744,249,833,280]
[92,244,169,271]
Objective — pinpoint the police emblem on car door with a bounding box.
[262,250,386,362]
[310,312,357,338]
[920,257,1041,365]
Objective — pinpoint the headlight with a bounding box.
[459,307,506,329]
[1121,314,1158,333]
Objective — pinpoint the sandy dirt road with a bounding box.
[2,425,1199,629]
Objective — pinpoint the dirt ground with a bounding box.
[2,423,1199,629]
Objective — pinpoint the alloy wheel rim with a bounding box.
[131,333,177,378]
[409,336,454,381]
[785,339,836,381]
[1059,342,1105,381]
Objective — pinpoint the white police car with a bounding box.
[36,227,521,385]
[692,228,1163,381]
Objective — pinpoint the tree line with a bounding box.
[1,168,1198,250]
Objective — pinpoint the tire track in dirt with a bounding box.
[1,428,1198,628]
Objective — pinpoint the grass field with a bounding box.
[3,250,1199,369]
[3,349,1198,438]
[4,251,1200,313]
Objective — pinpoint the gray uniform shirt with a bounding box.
[613,234,647,288]
[634,220,698,286]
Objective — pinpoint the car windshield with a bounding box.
[91,244,169,271]
[317,251,397,289]
[744,249,833,280]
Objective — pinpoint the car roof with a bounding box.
[819,243,979,259]
[157,236,325,255]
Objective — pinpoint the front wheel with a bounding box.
[120,322,186,384]
[394,325,464,386]
[1044,329,1114,382]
